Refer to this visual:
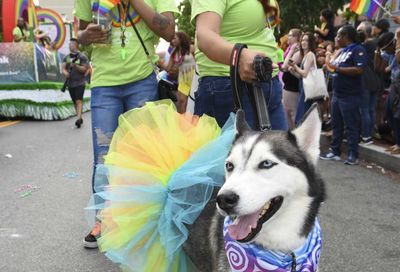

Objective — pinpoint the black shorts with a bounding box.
[68,85,85,102]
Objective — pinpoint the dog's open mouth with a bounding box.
[227,196,283,243]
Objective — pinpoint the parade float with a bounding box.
[0,0,90,120]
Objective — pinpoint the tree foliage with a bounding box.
[176,0,195,39]
[175,0,347,39]
[279,0,346,35]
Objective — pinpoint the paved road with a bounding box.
[0,114,399,272]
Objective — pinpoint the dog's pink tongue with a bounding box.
[228,212,259,241]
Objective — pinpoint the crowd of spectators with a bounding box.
[276,12,400,165]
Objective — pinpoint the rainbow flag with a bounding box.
[350,0,384,18]
[98,0,121,15]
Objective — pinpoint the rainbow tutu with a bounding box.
[86,100,235,271]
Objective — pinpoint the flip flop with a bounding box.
[390,146,400,155]
[385,145,397,152]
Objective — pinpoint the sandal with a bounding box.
[385,145,397,152]
[390,146,400,155]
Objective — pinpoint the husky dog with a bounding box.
[184,105,325,271]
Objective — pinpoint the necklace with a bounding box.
[118,1,130,60]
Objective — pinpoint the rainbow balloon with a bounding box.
[15,0,28,22]
[37,8,67,50]
[28,0,38,29]
[15,0,38,28]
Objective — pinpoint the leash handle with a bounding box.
[252,56,272,131]
[252,81,272,131]
[230,44,247,112]
[230,44,273,131]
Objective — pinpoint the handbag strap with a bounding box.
[302,52,317,72]
[126,11,159,74]
[230,44,272,131]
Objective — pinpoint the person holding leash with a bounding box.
[61,38,89,128]
[191,0,287,130]
[74,0,178,249]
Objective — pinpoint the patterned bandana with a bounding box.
[223,218,322,272]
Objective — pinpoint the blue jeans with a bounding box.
[295,80,313,125]
[330,95,361,158]
[194,76,288,130]
[360,90,377,138]
[90,73,158,193]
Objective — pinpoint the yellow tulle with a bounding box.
[104,100,220,184]
[96,100,221,271]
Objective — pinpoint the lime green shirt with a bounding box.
[191,0,279,77]
[13,27,30,42]
[74,0,178,88]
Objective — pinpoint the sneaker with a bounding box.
[83,221,101,249]
[360,137,373,145]
[319,152,341,161]
[344,154,359,165]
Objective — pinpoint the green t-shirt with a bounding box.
[74,0,178,88]
[13,27,30,42]
[191,0,279,77]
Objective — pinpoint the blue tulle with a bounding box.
[158,114,235,260]
[85,114,236,271]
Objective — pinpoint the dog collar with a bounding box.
[223,218,322,272]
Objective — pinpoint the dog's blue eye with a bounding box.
[225,162,234,172]
[258,160,276,169]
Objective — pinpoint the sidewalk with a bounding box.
[320,134,400,174]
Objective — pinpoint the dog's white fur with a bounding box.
[218,107,322,252]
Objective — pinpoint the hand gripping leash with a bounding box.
[230,44,273,131]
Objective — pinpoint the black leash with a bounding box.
[230,44,273,131]
[291,252,297,272]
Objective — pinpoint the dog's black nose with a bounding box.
[217,191,239,213]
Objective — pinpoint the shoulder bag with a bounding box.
[303,53,328,101]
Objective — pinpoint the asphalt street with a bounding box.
[0,113,399,272]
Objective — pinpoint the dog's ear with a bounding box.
[235,109,251,137]
[291,104,321,165]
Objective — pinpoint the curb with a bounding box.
[320,135,400,174]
